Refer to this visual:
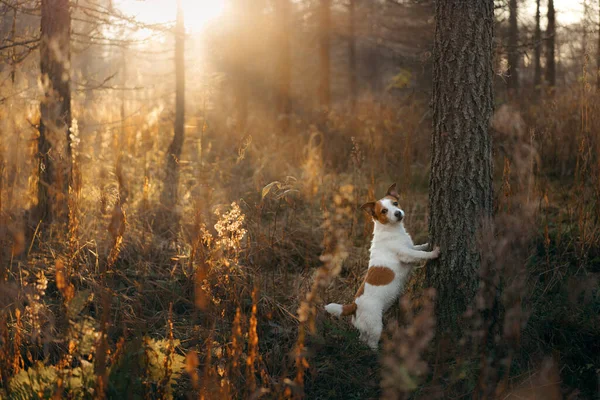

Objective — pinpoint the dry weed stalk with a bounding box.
[185,350,201,396]
[24,270,48,345]
[106,202,126,272]
[55,259,75,303]
[380,288,437,400]
[574,51,597,257]
[93,290,111,400]
[301,130,324,199]
[228,307,243,382]
[158,303,175,398]
[500,157,512,213]
[192,222,213,311]
[214,201,247,265]
[0,316,9,387]
[68,119,81,269]
[67,185,79,271]
[246,286,259,394]
[200,332,216,400]
[472,214,533,399]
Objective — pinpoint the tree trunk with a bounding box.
[38,0,72,223]
[427,0,494,333]
[233,0,248,131]
[160,0,185,209]
[533,0,542,90]
[118,46,129,204]
[367,2,380,93]
[545,0,556,88]
[275,0,292,131]
[348,0,357,112]
[318,0,331,109]
[11,5,17,84]
[597,1,600,91]
[583,0,589,53]
[507,0,519,93]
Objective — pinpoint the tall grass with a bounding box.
[0,61,599,399]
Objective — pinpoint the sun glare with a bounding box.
[118,0,225,33]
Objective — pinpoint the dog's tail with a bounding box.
[324,302,357,317]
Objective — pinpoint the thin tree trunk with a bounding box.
[233,0,248,132]
[507,0,519,93]
[367,3,380,93]
[597,1,600,91]
[118,46,129,204]
[583,0,589,52]
[161,0,185,209]
[120,48,127,148]
[235,69,248,132]
[276,0,292,132]
[546,0,556,88]
[11,5,16,84]
[534,0,542,91]
[318,0,331,109]
[427,0,495,333]
[349,0,357,112]
[38,0,72,223]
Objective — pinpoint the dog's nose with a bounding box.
[395,211,403,220]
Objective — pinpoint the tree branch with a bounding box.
[0,37,39,51]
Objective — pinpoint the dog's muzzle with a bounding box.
[394,211,403,221]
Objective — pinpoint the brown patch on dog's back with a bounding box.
[354,267,395,301]
[374,201,390,224]
[365,266,395,286]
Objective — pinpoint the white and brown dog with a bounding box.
[325,183,440,350]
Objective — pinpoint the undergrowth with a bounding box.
[0,87,599,399]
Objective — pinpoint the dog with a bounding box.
[325,183,440,350]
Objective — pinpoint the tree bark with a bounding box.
[348,0,357,112]
[38,0,72,223]
[583,0,589,53]
[545,0,556,88]
[367,2,380,93]
[160,0,185,209]
[507,0,519,93]
[533,0,542,90]
[597,1,600,91]
[233,0,248,131]
[275,0,292,131]
[318,0,331,109]
[11,5,17,84]
[118,46,129,205]
[427,0,494,333]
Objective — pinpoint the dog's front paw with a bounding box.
[431,246,441,259]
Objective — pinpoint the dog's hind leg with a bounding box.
[366,318,383,350]
[354,306,383,351]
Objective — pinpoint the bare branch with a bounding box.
[0,37,39,51]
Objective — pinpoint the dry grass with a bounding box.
[0,71,599,400]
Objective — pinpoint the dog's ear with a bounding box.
[386,183,399,199]
[360,202,376,217]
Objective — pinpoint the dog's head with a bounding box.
[360,183,405,225]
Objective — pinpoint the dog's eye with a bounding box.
[381,209,388,214]
[393,202,398,206]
